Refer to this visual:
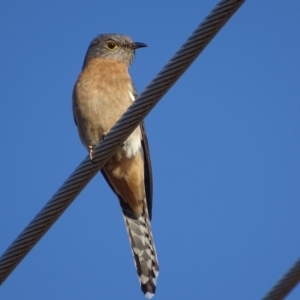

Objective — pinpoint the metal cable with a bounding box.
[0,0,245,285]
[262,257,300,300]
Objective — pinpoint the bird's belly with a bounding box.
[77,97,141,158]
[76,98,114,148]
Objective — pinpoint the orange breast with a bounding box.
[73,58,134,147]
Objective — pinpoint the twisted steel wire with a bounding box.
[0,0,245,285]
[262,257,300,300]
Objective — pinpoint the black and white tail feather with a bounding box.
[122,199,159,298]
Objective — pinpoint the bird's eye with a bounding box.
[106,41,118,50]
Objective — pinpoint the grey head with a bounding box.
[83,33,147,68]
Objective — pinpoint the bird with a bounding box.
[72,34,159,298]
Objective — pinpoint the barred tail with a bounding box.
[123,204,159,298]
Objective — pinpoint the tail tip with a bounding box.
[145,292,155,299]
[142,281,156,298]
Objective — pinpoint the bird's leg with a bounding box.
[88,130,124,161]
[89,146,94,160]
[102,130,109,139]
[88,131,109,161]
[101,130,124,146]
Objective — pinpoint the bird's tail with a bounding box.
[122,203,159,298]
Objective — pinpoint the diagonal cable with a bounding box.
[262,257,300,300]
[0,0,245,285]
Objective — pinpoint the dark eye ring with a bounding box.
[106,41,117,50]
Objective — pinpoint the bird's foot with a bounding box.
[88,146,94,160]
[102,131,109,140]
[101,130,124,146]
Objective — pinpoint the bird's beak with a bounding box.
[131,42,147,50]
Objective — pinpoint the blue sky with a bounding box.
[1,1,300,299]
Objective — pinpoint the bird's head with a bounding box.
[83,34,147,68]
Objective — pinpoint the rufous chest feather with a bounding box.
[74,58,135,128]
